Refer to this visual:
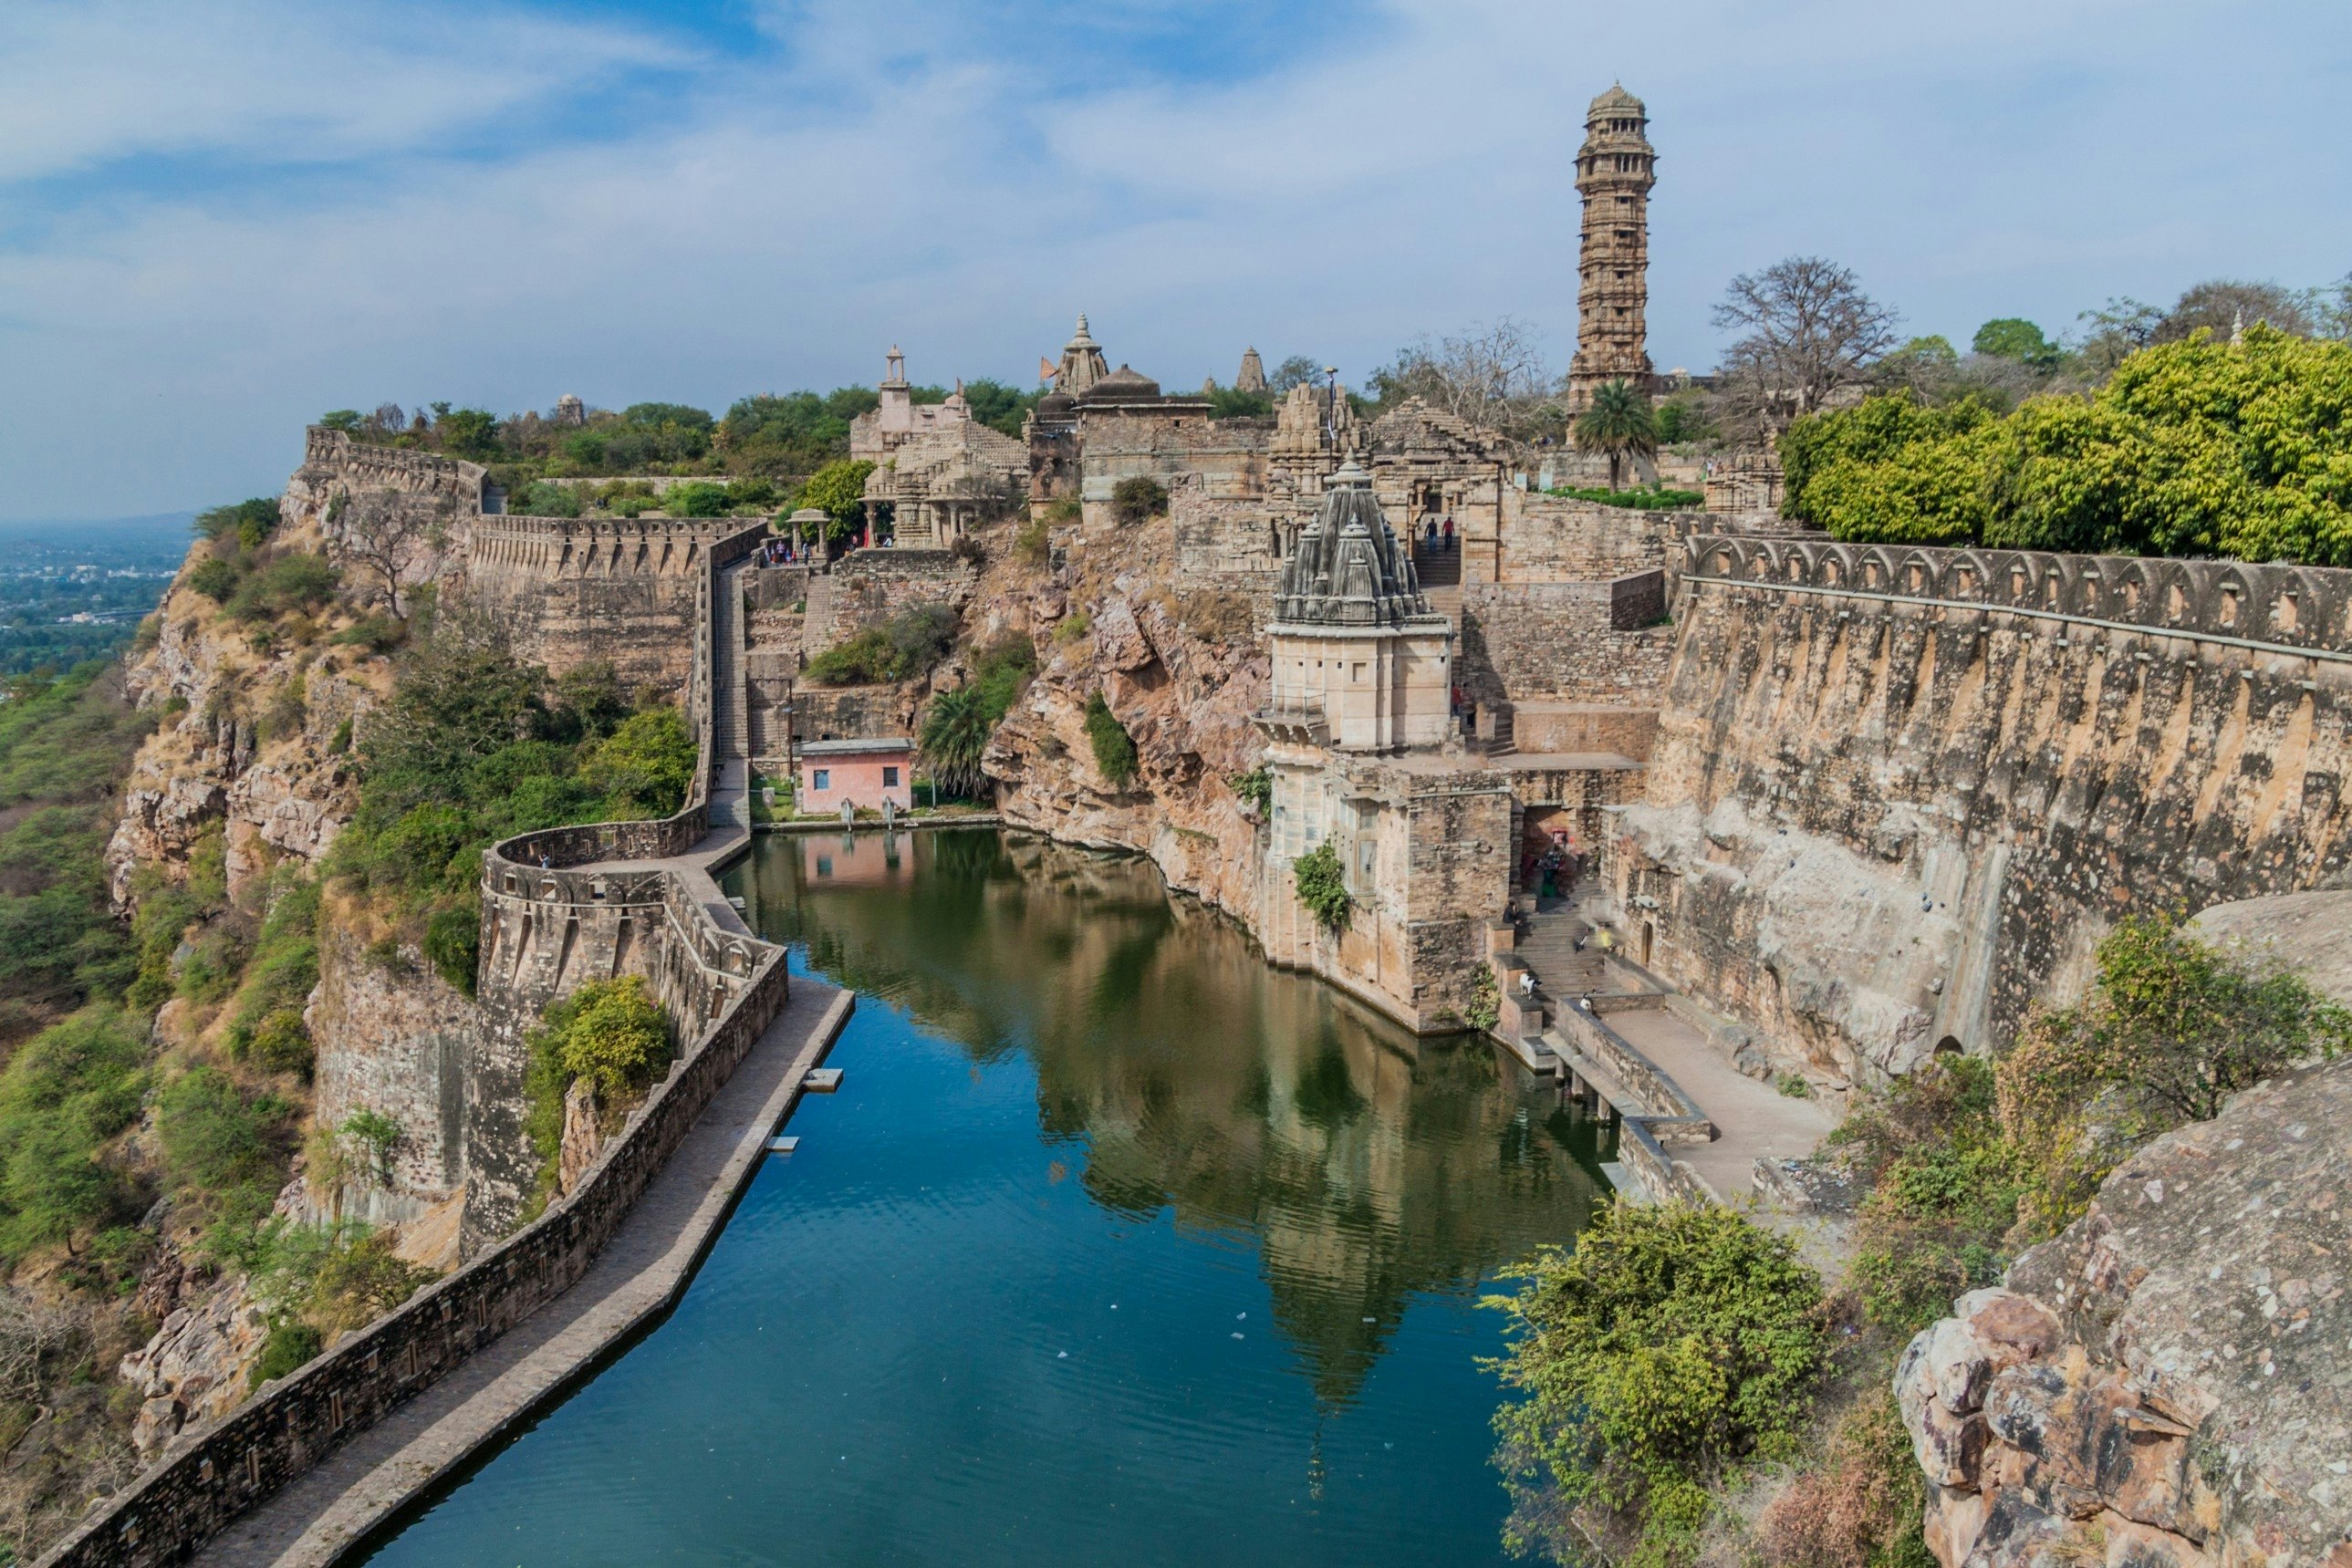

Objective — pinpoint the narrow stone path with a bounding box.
[193,981,855,1567]
[1605,1007,1833,1197]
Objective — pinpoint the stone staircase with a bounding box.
[706,565,751,832]
[1414,544,1462,624]
[1514,904,1608,1002]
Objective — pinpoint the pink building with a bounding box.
[796,738,915,815]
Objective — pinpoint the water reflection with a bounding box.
[738,827,1612,1406]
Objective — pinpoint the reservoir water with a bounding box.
[363,829,1611,1565]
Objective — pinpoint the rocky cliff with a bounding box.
[979,515,1270,924]
[1897,1057,2352,1568]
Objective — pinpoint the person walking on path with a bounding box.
[1441,514,1456,552]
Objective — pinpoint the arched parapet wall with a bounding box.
[1628,532,2352,1095]
[1680,535,2352,661]
[295,427,491,514]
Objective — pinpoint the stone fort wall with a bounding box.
[462,515,759,695]
[1618,536,2352,1091]
[44,537,789,1568]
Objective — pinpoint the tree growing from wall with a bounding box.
[1291,843,1352,933]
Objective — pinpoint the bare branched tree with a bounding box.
[1712,258,1899,437]
[338,493,448,619]
[1374,317,1560,437]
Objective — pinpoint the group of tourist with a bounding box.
[1419,514,1458,554]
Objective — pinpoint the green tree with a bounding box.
[1971,317,2061,370]
[1573,379,1660,491]
[318,410,362,432]
[920,689,993,801]
[540,976,671,1099]
[797,459,878,544]
[433,407,501,461]
[577,707,698,819]
[960,379,1040,439]
[1487,1201,1826,1568]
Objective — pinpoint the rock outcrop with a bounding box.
[983,516,1269,923]
[118,1278,269,1462]
[1899,1059,2352,1568]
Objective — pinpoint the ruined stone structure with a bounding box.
[1618,536,2352,1090]
[848,348,974,461]
[859,418,1027,547]
[1566,84,1657,414]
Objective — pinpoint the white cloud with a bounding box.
[0,0,682,183]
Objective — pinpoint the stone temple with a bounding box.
[1566,83,1657,412]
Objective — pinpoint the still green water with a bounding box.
[364,829,1610,1565]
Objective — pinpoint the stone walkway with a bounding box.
[193,981,855,1567]
[1606,1007,1834,1198]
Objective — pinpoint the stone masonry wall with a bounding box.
[1460,581,1678,707]
[797,549,976,658]
[1172,492,1282,607]
[460,516,759,697]
[1619,536,2352,1089]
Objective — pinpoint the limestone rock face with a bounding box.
[118,1277,270,1461]
[1899,1060,2352,1568]
[984,527,1268,924]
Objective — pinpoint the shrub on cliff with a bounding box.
[1083,691,1137,786]
[194,498,280,549]
[795,459,878,544]
[424,904,480,995]
[1487,1200,1826,1568]
[1109,476,1169,526]
[0,1008,148,1259]
[1781,327,2352,563]
[577,708,698,819]
[803,606,959,686]
[1291,843,1351,932]
[522,977,673,1204]
[1998,914,2352,1235]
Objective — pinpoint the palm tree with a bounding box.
[1573,379,1660,492]
[920,688,993,803]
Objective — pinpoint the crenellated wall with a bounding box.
[461,515,763,694]
[1617,535,2352,1088]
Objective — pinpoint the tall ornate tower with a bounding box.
[1566,83,1656,413]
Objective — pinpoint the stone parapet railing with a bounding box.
[298,427,490,510]
[1684,535,2352,662]
[464,514,767,581]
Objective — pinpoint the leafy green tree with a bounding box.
[1972,318,2061,370]
[318,410,363,432]
[577,707,697,818]
[661,481,732,517]
[1784,327,2352,562]
[1488,1201,1826,1568]
[546,976,671,1099]
[1209,387,1274,419]
[195,498,281,548]
[1573,379,1660,490]
[1268,355,1323,394]
[433,407,501,461]
[797,459,877,544]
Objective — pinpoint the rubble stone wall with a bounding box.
[797,548,975,658]
[1460,581,1678,707]
[1620,536,2352,1086]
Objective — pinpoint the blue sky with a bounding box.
[4,0,2347,521]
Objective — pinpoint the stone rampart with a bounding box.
[1172,493,1282,605]
[42,523,787,1567]
[461,516,764,694]
[1619,535,2352,1087]
[292,428,490,515]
